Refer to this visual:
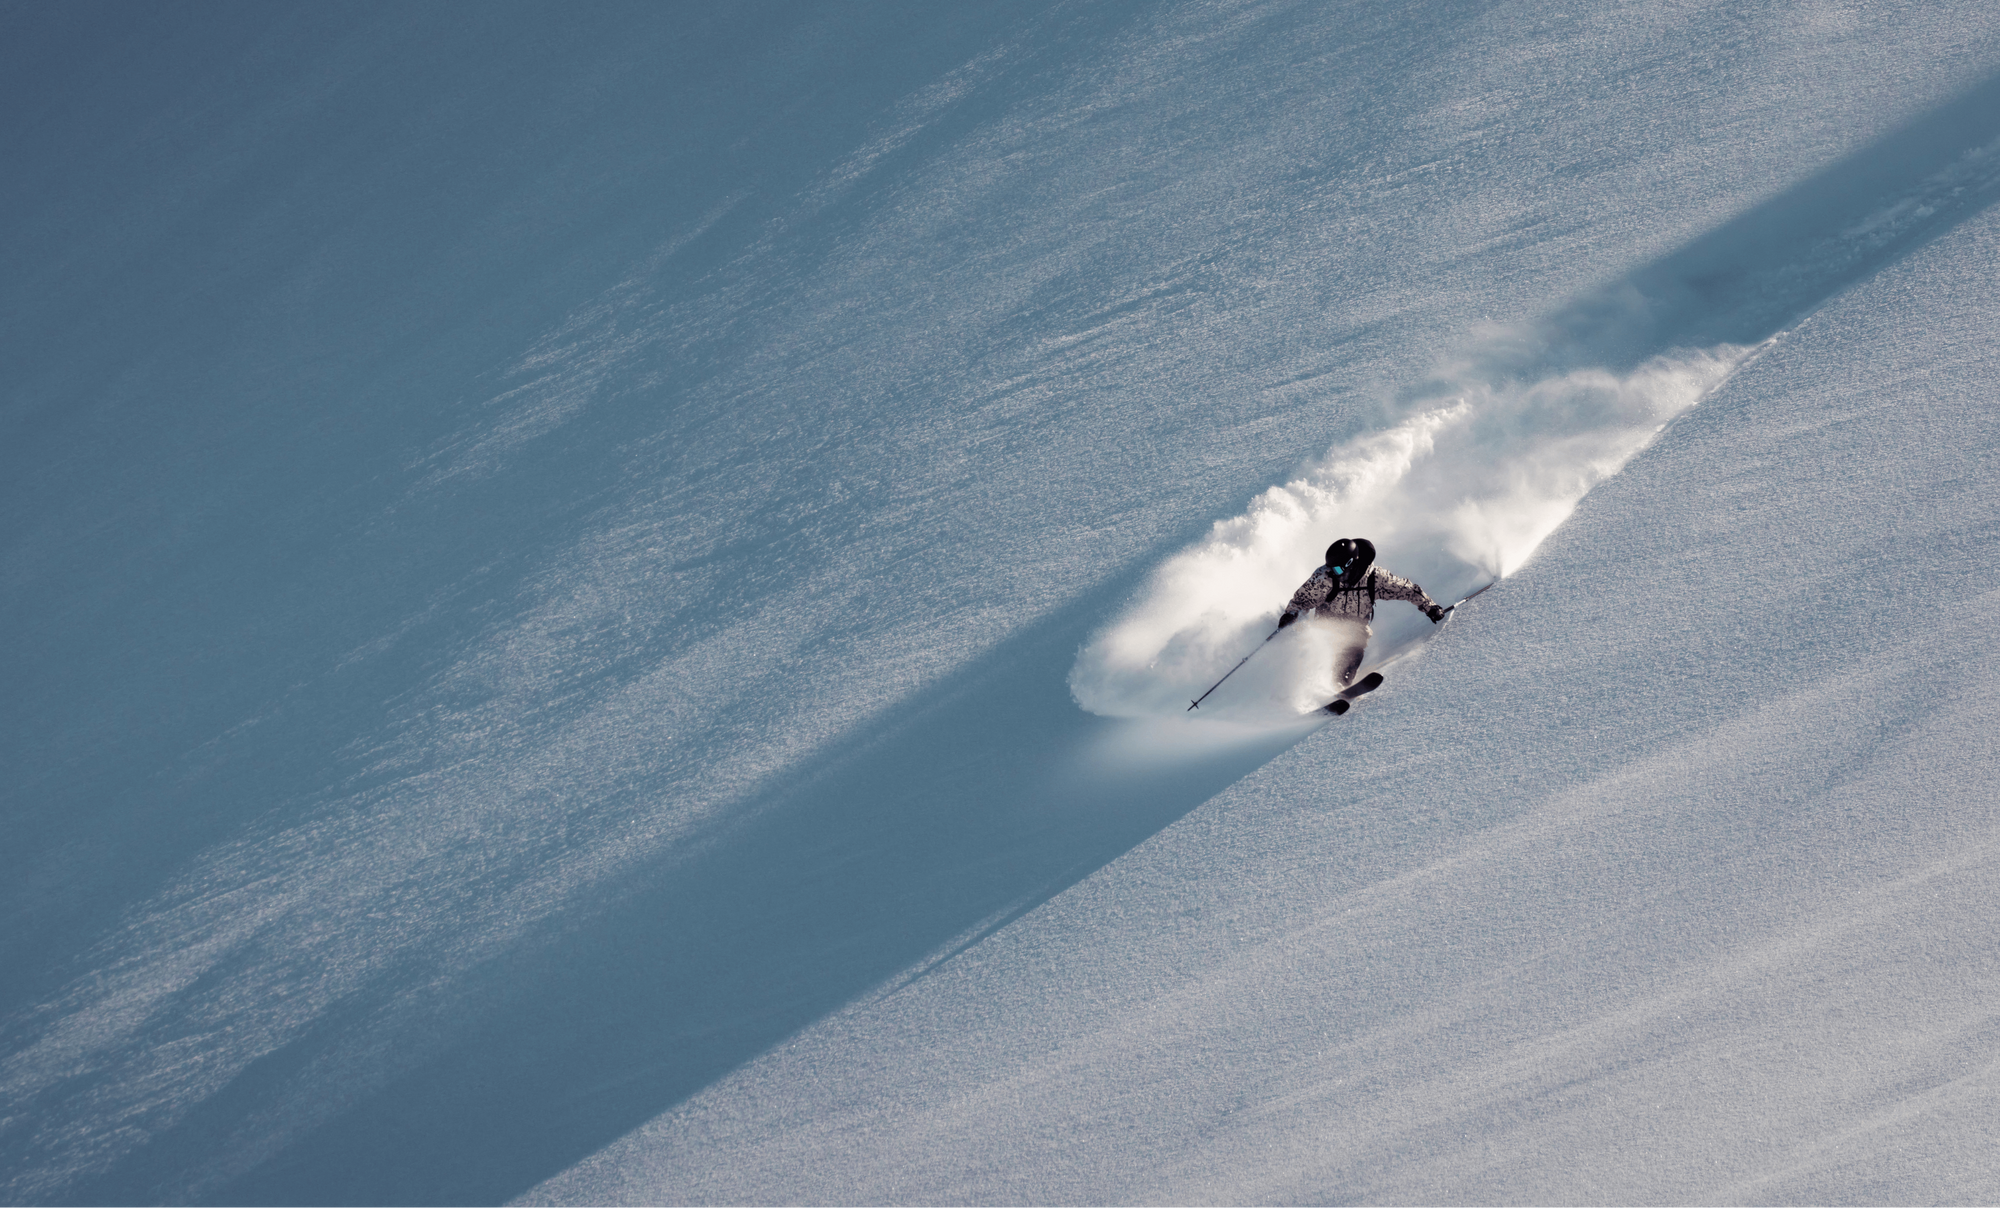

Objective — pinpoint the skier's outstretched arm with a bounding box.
[1374,570,1447,623]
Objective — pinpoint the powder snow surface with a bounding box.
[3,2,1998,1204]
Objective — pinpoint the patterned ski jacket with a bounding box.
[1283,564,1439,626]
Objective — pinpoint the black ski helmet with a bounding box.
[1349,537,1376,578]
[1326,537,1376,586]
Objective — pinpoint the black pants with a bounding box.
[1335,641,1366,687]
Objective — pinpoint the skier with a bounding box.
[1277,538,1444,688]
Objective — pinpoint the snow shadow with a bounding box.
[72,586,1307,1207]
[1071,69,2000,721]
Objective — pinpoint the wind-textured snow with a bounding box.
[3,1,1998,1204]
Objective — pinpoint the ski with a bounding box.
[1323,671,1384,715]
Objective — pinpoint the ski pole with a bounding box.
[1440,579,1499,616]
[1187,627,1281,711]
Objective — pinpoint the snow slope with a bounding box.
[532,192,2000,1208]
[3,1,1997,1204]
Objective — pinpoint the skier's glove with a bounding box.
[1276,611,1298,630]
[1426,604,1446,624]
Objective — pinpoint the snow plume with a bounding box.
[1070,343,1753,719]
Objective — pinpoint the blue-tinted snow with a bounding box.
[3,2,1998,1204]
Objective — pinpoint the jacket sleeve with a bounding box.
[1373,569,1440,613]
[1285,568,1331,616]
